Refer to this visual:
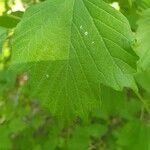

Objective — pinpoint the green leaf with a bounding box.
[138,0,150,11]
[43,126,60,150]
[0,125,12,149]
[8,117,27,133]
[0,13,22,29]
[136,8,150,71]
[68,124,107,150]
[11,0,137,120]
[115,120,150,150]
[92,85,141,120]
[0,70,16,93]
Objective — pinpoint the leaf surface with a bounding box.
[11,0,137,119]
[136,8,150,70]
[115,121,150,150]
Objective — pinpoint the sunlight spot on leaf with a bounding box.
[46,74,49,79]
[11,0,25,12]
[110,2,120,11]
[80,25,83,29]
[84,31,88,36]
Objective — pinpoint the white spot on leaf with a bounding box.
[84,32,88,36]
[110,2,120,11]
[46,74,49,78]
[80,25,83,29]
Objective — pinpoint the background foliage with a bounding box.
[0,0,150,150]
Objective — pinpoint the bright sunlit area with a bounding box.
[110,2,120,10]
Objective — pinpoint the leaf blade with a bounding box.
[11,0,138,119]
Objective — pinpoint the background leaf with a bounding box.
[136,8,150,71]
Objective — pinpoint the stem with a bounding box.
[135,91,150,115]
[140,105,144,120]
[7,14,21,20]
